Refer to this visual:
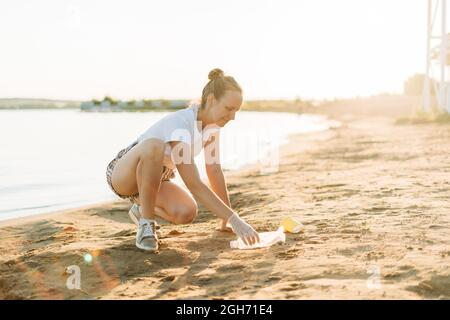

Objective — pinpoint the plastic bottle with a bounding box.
[230,227,286,250]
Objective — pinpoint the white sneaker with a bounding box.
[128,204,141,226]
[129,204,161,235]
[136,219,159,252]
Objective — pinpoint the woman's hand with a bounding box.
[227,213,260,246]
[218,219,234,233]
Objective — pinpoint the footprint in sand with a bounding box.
[162,275,176,282]
[276,248,301,259]
[280,282,307,291]
[216,264,245,272]
[167,230,185,236]
[407,274,450,299]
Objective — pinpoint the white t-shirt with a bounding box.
[136,102,219,169]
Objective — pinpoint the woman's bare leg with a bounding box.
[135,181,197,225]
[110,139,197,224]
[135,143,165,220]
[111,139,166,220]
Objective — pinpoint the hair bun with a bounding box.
[208,68,224,81]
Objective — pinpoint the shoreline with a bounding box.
[0,199,119,228]
[0,122,335,228]
[0,114,334,227]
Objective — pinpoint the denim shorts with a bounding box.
[106,140,176,204]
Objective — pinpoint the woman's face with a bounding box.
[207,90,243,127]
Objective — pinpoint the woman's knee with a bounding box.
[138,139,165,164]
[173,202,198,224]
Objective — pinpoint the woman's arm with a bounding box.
[205,163,233,231]
[203,131,233,231]
[170,140,259,245]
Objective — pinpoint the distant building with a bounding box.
[169,100,188,108]
[81,98,189,112]
[80,101,95,110]
[100,101,111,111]
[152,100,163,108]
[118,101,128,108]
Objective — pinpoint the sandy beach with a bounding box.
[1,95,449,300]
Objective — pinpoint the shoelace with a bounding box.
[141,222,155,238]
[135,206,160,229]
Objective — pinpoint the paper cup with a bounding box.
[281,217,304,233]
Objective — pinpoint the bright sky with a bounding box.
[0,0,432,100]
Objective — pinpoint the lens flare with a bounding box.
[83,253,93,264]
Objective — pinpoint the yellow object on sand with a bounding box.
[281,217,304,233]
